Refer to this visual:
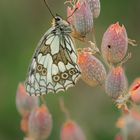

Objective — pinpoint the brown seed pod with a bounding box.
[105,66,128,99]
[78,48,106,87]
[101,22,128,64]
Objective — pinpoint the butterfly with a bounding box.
[25,16,81,96]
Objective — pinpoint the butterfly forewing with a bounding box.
[26,19,81,96]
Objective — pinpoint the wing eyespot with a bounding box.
[53,75,60,82]
[68,68,76,76]
[61,72,69,80]
[37,64,43,72]
[42,68,47,76]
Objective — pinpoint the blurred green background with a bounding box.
[0,0,140,139]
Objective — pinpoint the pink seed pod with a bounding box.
[67,6,74,25]
[105,66,128,99]
[68,2,93,37]
[129,78,140,104]
[80,0,100,18]
[78,48,106,87]
[89,0,100,18]
[130,109,140,122]
[114,134,123,140]
[101,22,128,64]
[16,83,39,117]
[21,115,29,134]
[28,105,52,140]
[24,137,34,140]
[120,109,140,139]
[60,120,86,140]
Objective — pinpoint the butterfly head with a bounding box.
[52,15,69,27]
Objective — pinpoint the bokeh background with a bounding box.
[0,0,140,139]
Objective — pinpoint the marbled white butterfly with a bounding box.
[25,5,81,96]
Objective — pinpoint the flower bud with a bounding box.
[61,120,86,140]
[129,78,140,104]
[101,22,128,64]
[78,48,106,87]
[105,66,128,99]
[68,2,93,37]
[16,83,39,117]
[28,105,52,140]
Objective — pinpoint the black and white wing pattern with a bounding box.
[25,27,81,96]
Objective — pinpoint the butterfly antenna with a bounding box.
[67,7,78,20]
[43,0,55,18]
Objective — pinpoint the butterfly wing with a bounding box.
[25,27,81,96]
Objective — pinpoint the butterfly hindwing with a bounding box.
[26,27,81,96]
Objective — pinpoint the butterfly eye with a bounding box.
[55,16,61,21]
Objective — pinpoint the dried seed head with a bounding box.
[68,2,93,37]
[78,48,106,87]
[115,94,130,113]
[80,0,100,18]
[101,22,128,64]
[28,105,52,140]
[105,66,128,99]
[60,120,86,140]
[16,83,39,117]
[129,78,140,104]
